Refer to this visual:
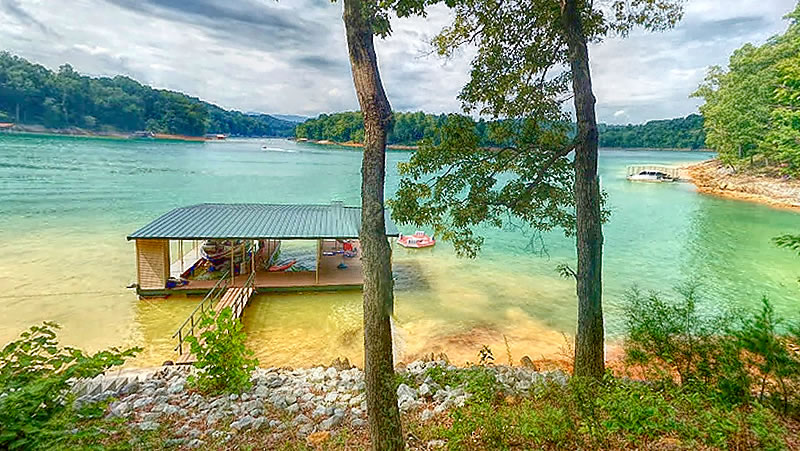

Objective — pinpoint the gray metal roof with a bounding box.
[127,202,400,240]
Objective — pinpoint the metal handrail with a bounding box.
[172,270,230,355]
[231,271,256,318]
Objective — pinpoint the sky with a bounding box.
[0,0,796,124]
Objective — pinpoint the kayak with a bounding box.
[268,260,297,272]
[397,231,435,249]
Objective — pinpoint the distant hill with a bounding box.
[598,114,706,149]
[0,52,296,137]
[270,114,309,123]
[296,111,707,149]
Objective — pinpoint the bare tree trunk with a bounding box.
[342,0,404,449]
[562,0,605,379]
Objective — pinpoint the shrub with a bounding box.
[186,307,258,394]
[624,285,800,414]
[0,322,139,450]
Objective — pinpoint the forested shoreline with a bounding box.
[295,111,708,149]
[0,53,295,137]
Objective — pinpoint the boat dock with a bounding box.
[127,201,399,362]
[626,165,682,180]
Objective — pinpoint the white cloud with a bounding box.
[0,0,796,123]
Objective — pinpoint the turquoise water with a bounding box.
[0,134,797,366]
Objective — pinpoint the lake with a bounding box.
[0,134,797,367]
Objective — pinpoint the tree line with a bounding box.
[296,110,707,149]
[694,3,800,176]
[0,52,296,137]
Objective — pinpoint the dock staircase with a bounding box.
[172,271,256,364]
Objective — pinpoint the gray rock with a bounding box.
[240,392,250,401]
[252,417,267,430]
[350,407,363,417]
[428,439,446,448]
[108,401,129,418]
[298,424,314,437]
[206,411,224,426]
[324,392,338,404]
[254,385,269,398]
[162,404,180,416]
[418,383,432,397]
[287,403,300,415]
[397,384,417,401]
[167,382,184,395]
[320,413,344,430]
[186,439,205,448]
[164,438,186,447]
[230,415,254,431]
[185,428,202,439]
[137,421,159,431]
[132,397,153,409]
[312,405,329,418]
[228,393,239,401]
[351,418,365,427]
[324,367,338,380]
[120,381,140,395]
[293,414,312,425]
[141,411,162,422]
[420,409,434,422]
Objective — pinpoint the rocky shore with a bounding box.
[74,361,567,449]
[685,159,800,210]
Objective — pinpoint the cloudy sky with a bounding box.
[0,0,796,123]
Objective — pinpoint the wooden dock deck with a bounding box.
[174,276,256,364]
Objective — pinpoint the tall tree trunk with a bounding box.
[342,0,404,449]
[562,0,605,379]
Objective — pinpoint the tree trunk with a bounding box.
[561,0,605,379]
[342,1,404,449]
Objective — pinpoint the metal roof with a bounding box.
[127,202,400,240]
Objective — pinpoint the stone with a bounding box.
[108,401,129,418]
[137,421,159,431]
[167,382,184,395]
[162,404,180,416]
[240,392,250,401]
[185,429,202,439]
[320,413,344,430]
[397,383,417,402]
[251,417,266,430]
[350,407,363,417]
[228,393,239,401]
[418,383,432,398]
[254,385,269,398]
[164,438,186,447]
[324,367,338,380]
[287,403,300,415]
[312,405,329,418]
[293,414,312,425]
[120,381,140,395]
[420,409,435,422]
[324,392,338,404]
[142,411,162,422]
[206,411,224,426]
[132,397,153,409]
[186,439,205,449]
[428,439,446,448]
[230,415,254,431]
[351,418,365,427]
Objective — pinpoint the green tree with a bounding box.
[342,1,404,449]
[388,0,683,379]
[694,2,800,175]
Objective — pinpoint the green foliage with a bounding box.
[295,110,704,149]
[623,286,800,414]
[186,307,258,395]
[693,2,800,176]
[439,374,787,450]
[0,322,139,450]
[599,114,706,149]
[0,52,295,137]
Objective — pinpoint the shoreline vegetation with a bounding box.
[684,159,800,210]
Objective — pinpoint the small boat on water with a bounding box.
[627,170,676,183]
[397,231,435,249]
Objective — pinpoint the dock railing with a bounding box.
[231,271,256,319]
[172,270,230,356]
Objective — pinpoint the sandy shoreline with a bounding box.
[683,159,800,211]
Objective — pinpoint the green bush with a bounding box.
[186,307,258,395]
[0,322,139,450]
[623,286,800,413]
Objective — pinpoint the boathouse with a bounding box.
[127,202,399,297]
